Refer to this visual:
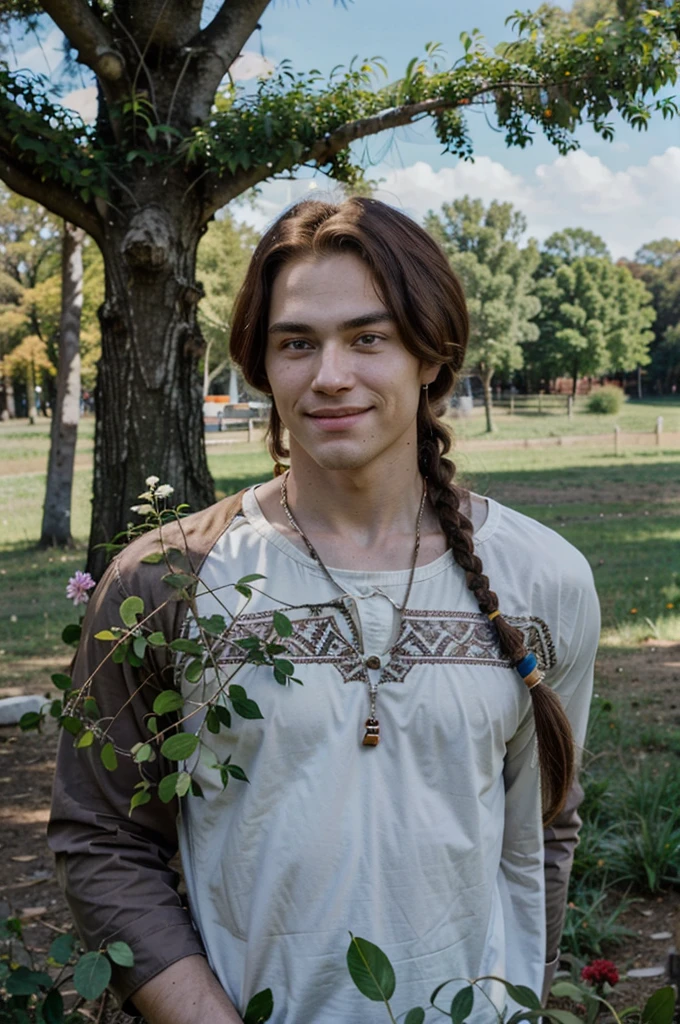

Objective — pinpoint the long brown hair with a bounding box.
[230,196,573,824]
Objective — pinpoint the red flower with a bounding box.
[581,960,620,987]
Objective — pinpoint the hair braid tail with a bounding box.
[420,419,574,825]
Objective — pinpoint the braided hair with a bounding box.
[230,196,574,824]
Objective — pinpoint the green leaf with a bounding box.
[147,631,167,646]
[185,658,204,683]
[237,573,266,585]
[62,622,82,646]
[169,637,204,655]
[550,982,587,1002]
[450,986,475,1022]
[51,672,72,690]
[119,595,144,628]
[235,584,252,598]
[100,742,118,771]
[273,610,293,637]
[50,699,63,718]
[243,987,274,1023]
[141,550,164,563]
[404,1010,426,1024]
[227,763,250,783]
[133,635,148,659]
[197,614,227,636]
[215,704,232,728]
[642,987,676,1024]
[273,658,294,677]
[40,987,65,1024]
[485,978,541,1010]
[346,934,396,1002]
[132,742,153,762]
[61,715,83,736]
[83,697,101,719]
[153,690,184,715]
[162,572,195,590]
[176,771,192,797]
[19,710,42,731]
[160,732,200,761]
[147,715,158,735]
[76,730,95,748]
[94,629,116,641]
[229,685,264,720]
[158,772,180,803]
[541,1012,588,1024]
[73,951,112,1000]
[6,966,53,996]
[49,932,76,965]
[129,790,152,815]
[106,941,135,968]
[206,707,221,734]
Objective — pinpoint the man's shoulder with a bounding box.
[107,490,247,603]
[480,497,594,592]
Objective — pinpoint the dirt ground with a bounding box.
[1,647,679,1020]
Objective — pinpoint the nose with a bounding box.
[311,341,354,394]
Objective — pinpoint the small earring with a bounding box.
[422,383,429,392]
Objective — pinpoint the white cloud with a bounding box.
[61,86,98,124]
[371,147,680,258]
[11,27,64,78]
[229,51,274,81]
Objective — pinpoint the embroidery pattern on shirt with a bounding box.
[215,608,555,686]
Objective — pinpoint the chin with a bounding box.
[297,437,383,472]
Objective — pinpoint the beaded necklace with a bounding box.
[279,471,428,747]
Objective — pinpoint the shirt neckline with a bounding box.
[241,485,501,587]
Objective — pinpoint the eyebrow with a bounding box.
[268,311,394,334]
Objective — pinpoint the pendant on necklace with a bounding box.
[362,717,380,747]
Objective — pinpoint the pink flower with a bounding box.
[66,570,96,606]
[581,960,620,988]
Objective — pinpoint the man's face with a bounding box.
[265,252,437,474]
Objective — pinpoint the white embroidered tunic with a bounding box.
[177,486,599,1024]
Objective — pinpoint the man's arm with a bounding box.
[48,554,207,1009]
[131,957,243,1024]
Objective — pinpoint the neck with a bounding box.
[286,446,424,548]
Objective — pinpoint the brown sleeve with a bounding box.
[543,776,584,961]
[47,553,205,1010]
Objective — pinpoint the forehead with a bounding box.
[268,253,387,326]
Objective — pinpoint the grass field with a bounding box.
[2,418,679,688]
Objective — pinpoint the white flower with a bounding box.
[137,490,154,501]
[155,484,174,499]
[145,475,160,489]
[130,503,155,515]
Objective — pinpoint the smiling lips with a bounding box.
[306,407,371,431]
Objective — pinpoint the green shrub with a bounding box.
[586,385,625,414]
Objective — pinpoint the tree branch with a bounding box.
[0,151,103,246]
[39,0,125,83]
[202,95,459,217]
[190,0,271,97]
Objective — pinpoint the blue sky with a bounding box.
[4,0,680,257]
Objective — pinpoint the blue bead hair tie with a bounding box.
[515,651,542,690]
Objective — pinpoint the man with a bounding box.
[49,197,599,1023]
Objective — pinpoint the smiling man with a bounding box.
[49,198,599,1024]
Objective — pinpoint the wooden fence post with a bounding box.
[567,396,573,421]
[538,392,543,415]
[510,394,515,416]
[614,425,620,456]
[248,417,254,443]
[656,416,663,446]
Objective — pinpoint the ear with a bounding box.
[420,363,440,387]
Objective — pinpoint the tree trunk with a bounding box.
[637,364,643,400]
[572,364,579,398]
[481,370,495,433]
[2,372,15,418]
[86,196,215,580]
[26,361,37,423]
[40,223,84,548]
